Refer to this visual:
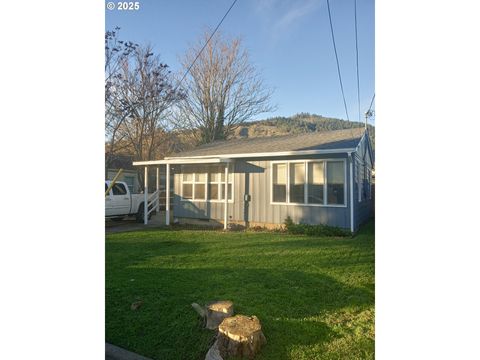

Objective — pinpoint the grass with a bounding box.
[106,220,374,360]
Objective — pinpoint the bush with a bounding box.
[283,216,351,237]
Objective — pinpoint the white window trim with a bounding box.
[180,172,207,201]
[208,170,234,203]
[180,167,234,203]
[270,159,347,208]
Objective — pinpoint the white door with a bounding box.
[111,183,131,215]
[105,183,115,216]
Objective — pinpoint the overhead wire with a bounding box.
[354,0,361,123]
[174,0,239,93]
[326,0,350,122]
[367,93,375,114]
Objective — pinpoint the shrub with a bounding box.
[283,216,351,237]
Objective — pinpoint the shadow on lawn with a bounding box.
[106,265,373,360]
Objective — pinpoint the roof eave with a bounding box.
[165,148,357,161]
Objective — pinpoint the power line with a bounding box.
[354,0,361,122]
[175,0,238,92]
[367,93,375,113]
[326,0,350,122]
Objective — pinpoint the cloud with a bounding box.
[253,0,323,39]
[274,0,321,31]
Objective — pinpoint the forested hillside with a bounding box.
[233,113,375,148]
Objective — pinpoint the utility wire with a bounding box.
[367,93,375,114]
[326,0,350,122]
[175,0,238,92]
[354,0,361,122]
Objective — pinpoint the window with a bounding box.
[272,163,287,203]
[208,171,233,201]
[181,168,233,202]
[219,172,233,201]
[326,161,345,205]
[289,162,305,203]
[182,173,206,200]
[182,174,193,199]
[194,173,206,200]
[112,183,127,195]
[124,176,135,193]
[308,162,324,204]
[272,160,346,206]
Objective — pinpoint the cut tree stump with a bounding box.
[217,315,266,359]
[206,301,234,330]
[191,301,234,330]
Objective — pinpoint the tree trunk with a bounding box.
[216,315,266,359]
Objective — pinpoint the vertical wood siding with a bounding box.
[174,153,356,229]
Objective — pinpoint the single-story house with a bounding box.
[133,127,374,232]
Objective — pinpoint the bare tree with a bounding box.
[105,28,138,173]
[112,45,184,164]
[177,32,275,143]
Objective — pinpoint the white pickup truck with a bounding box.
[105,181,153,222]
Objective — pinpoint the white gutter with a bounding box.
[133,158,233,166]
[165,148,357,161]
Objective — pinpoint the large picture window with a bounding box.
[272,160,346,206]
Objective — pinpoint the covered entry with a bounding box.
[133,157,233,229]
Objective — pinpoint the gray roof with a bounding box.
[169,128,365,158]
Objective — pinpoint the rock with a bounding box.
[130,300,143,310]
[205,340,223,360]
[192,302,206,318]
[217,315,266,359]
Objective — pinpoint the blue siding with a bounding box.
[173,153,360,230]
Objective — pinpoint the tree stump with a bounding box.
[217,315,266,359]
[192,301,234,330]
[206,301,234,330]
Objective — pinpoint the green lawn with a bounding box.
[106,221,374,360]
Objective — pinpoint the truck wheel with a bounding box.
[136,204,145,223]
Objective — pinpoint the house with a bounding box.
[133,128,374,232]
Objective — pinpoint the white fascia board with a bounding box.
[164,148,356,161]
[132,158,233,166]
[354,131,366,153]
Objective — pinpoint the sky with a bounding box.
[105,0,374,123]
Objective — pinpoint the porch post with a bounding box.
[156,166,160,212]
[224,165,228,230]
[166,164,170,226]
[144,166,148,225]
